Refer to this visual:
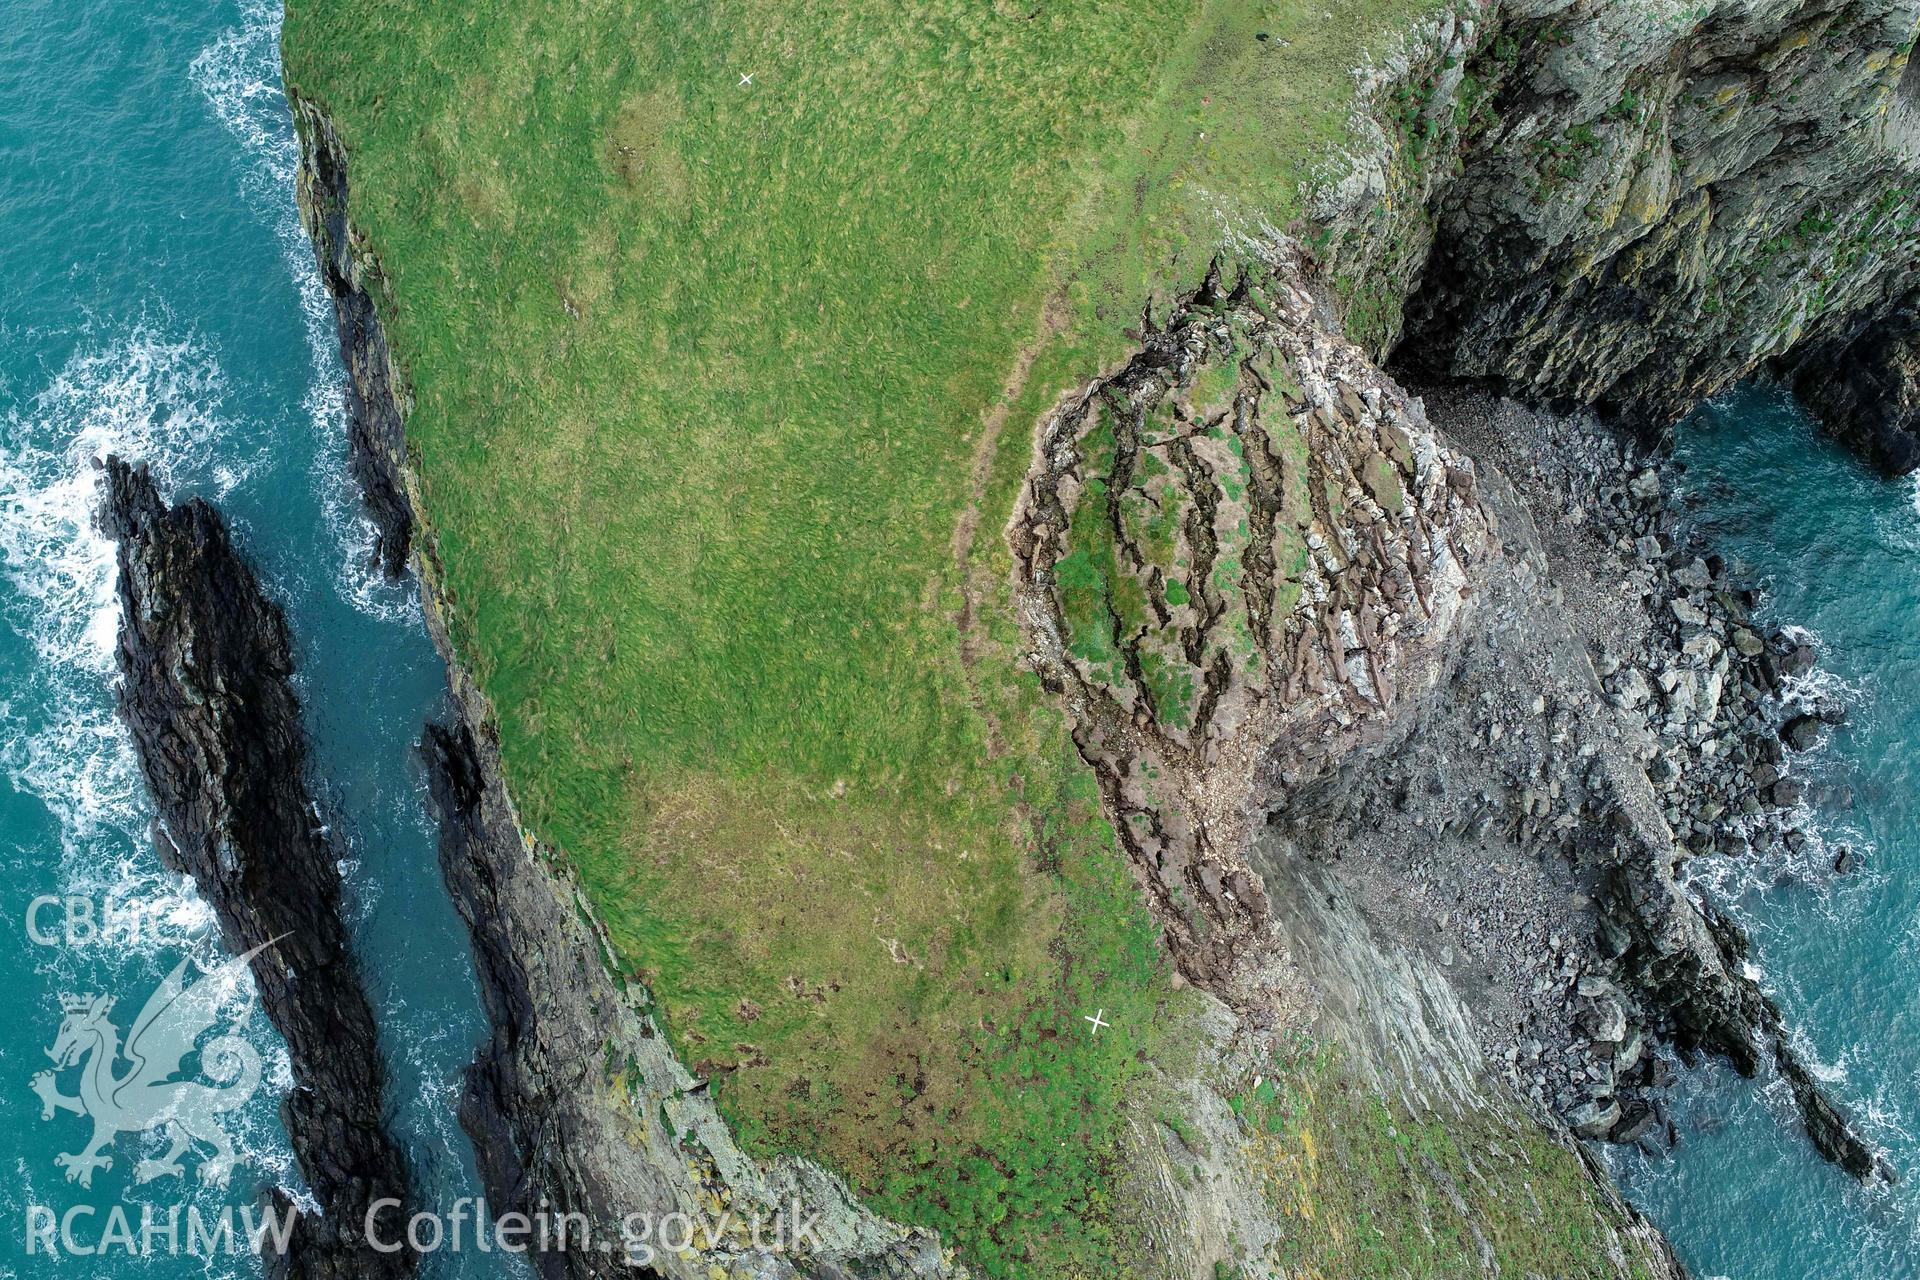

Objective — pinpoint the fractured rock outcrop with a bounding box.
[99,458,415,1280]
[1012,250,1493,1016]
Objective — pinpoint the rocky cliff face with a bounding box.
[99,458,414,1280]
[1316,0,1920,470]
[1006,227,1887,1269]
[1009,252,1697,1276]
[1281,0,1918,1193]
[293,101,413,577]
[1283,0,1918,1181]
[1251,379,1896,1187]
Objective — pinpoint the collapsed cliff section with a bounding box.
[1281,0,1911,1181]
[1012,240,1890,1211]
[1011,249,1493,1023]
[1269,387,1893,1181]
[1316,0,1920,471]
[98,458,414,1280]
[1012,252,1691,1277]
[293,92,965,1280]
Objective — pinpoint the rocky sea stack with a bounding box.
[98,457,414,1280]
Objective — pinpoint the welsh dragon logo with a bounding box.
[30,943,270,1189]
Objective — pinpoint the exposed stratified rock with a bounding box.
[1317,0,1920,468]
[1597,787,1890,1185]
[1410,0,1919,425]
[98,457,414,1280]
[1012,248,1493,1018]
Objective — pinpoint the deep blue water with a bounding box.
[0,3,515,1275]
[1613,385,1920,1280]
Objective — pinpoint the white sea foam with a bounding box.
[189,0,298,198]
[192,1,419,626]
[0,324,311,1215]
[0,330,247,856]
[395,1000,462,1110]
[1675,614,1872,919]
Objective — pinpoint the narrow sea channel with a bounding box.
[0,3,518,1275]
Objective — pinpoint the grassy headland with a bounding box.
[283,0,1453,1273]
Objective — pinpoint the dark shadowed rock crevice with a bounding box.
[294,99,413,578]
[1779,288,1920,475]
[98,457,415,1280]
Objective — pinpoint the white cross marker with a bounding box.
[738,72,754,87]
[1084,1009,1110,1035]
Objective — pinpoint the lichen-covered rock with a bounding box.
[1316,0,1920,467]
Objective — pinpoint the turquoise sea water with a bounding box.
[0,3,515,1275]
[2,5,1918,1280]
[1613,386,1920,1280]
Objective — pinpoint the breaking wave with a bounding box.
[0,325,301,1225]
[0,328,248,862]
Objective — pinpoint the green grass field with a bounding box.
[1229,1043,1666,1279]
[283,1,1448,1273]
